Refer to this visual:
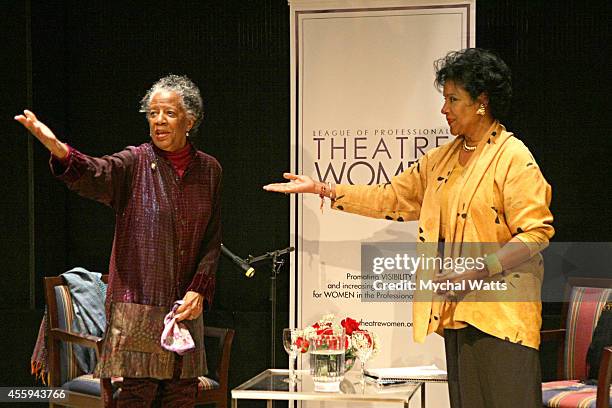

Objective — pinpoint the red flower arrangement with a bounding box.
[298,314,379,369]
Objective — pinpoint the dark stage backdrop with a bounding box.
[1,0,610,405]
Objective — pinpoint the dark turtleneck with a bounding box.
[157,142,193,178]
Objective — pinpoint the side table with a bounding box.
[231,369,425,408]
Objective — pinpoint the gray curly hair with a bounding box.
[140,74,204,134]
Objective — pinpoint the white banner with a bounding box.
[289,1,474,406]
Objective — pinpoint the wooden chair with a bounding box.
[44,274,107,407]
[541,277,612,408]
[195,327,235,408]
[44,274,235,408]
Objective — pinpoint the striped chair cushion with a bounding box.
[564,287,611,379]
[198,376,220,391]
[55,285,83,385]
[61,375,122,398]
[62,374,101,396]
[542,380,611,408]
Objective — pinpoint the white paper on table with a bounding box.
[365,365,448,381]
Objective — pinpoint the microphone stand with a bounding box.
[247,246,294,369]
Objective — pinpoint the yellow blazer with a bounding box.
[332,121,554,349]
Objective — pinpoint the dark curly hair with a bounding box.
[434,48,512,119]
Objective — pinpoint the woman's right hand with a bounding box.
[263,173,317,194]
[14,110,69,159]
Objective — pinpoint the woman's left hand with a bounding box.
[175,291,204,321]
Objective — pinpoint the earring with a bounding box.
[476,104,486,116]
[186,131,190,137]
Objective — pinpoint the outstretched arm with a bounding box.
[16,109,136,210]
[264,159,428,222]
[263,172,329,196]
[14,110,69,159]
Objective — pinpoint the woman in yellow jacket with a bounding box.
[265,48,553,408]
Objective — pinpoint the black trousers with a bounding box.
[110,355,198,408]
[444,325,542,408]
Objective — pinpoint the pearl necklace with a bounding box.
[462,139,477,152]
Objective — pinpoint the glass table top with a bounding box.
[232,369,422,403]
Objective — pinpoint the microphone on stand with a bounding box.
[221,244,255,278]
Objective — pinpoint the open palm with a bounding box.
[263,173,316,194]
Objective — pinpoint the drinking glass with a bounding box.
[282,328,302,383]
[351,330,373,387]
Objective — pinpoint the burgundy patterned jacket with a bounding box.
[51,142,221,378]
